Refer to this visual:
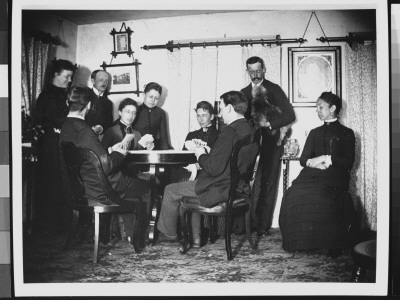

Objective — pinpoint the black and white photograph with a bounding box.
[105,65,134,93]
[115,33,128,53]
[8,0,391,297]
[289,46,341,106]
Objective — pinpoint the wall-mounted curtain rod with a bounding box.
[316,32,376,47]
[23,28,61,45]
[142,35,307,52]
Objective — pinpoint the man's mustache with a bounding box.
[252,77,262,82]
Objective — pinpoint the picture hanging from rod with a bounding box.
[110,22,134,58]
[101,61,142,96]
[288,46,341,106]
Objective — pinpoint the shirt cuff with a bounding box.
[325,155,332,166]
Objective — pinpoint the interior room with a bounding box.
[14,2,389,297]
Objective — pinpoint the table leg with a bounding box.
[148,165,165,244]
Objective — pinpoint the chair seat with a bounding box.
[72,203,135,214]
[181,197,249,215]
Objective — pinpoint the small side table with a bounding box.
[351,240,376,282]
[280,155,300,193]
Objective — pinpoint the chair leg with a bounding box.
[64,209,79,250]
[93,212,100,263]
[148,194,160,244]
[245,210,256,250]
[210,216,219,244]
[132,201,147,253]
[179,206,191,254]
[225,213,233,261]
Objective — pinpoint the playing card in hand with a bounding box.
[122,133,135,149]
[184,140,197,151]
[192,139,207,147]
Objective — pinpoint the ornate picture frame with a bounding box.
[288,46,341,106]
[110,22,134,58]
[101,61,142,96]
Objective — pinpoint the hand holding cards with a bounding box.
[121,132,135,150]
[111,142,128,155]
[184,139,207,151]
[138,134,155,150]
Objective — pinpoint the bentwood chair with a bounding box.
[179,133,260,260]
[60,142,148,263]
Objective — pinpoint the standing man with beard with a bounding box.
[241,56,296,236]
[85,69,114,134]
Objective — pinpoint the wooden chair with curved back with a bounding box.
[178,133,260,260]
[60,142,148,263]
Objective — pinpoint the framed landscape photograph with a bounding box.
[101,62,141,95]
[288,46,341,106]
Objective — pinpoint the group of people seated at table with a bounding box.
[34,57,358,258]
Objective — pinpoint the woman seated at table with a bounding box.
[101,98,154,176]
[101,98,155,240]
[133,82,171,150]
[169,101,219,183]
[277,92,358,258]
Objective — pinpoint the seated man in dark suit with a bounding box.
[156,91,252,245]
[59,85,151,243]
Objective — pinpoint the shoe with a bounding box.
[155,232,179,244]
[257,230,270,237]
[327,248,343,258]
[192,234,201,248]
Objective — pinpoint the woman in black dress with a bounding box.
[133,82,170,150]
[34,59,75,233]
[278,92,357,257]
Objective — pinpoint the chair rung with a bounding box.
[232,198,249,208]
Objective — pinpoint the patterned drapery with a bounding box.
[21,34,54,224]
[345,43,377,230]
[166,45,281,150]
[21,34,52,117]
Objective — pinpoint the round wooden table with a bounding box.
[127,150,197,243]
[127,149,197,166]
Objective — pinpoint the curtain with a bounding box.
[21,34,52,117]
[21,33,54,225]
[166,45,281,150]
[345,43,377,230]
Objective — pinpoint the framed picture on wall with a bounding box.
[115,33,128,52]
[101,61,142,96]
[110,22,134,57]
[288,46,341,106]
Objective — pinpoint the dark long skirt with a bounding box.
[279,181,357,252]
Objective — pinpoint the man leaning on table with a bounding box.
[156,90,253,243]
